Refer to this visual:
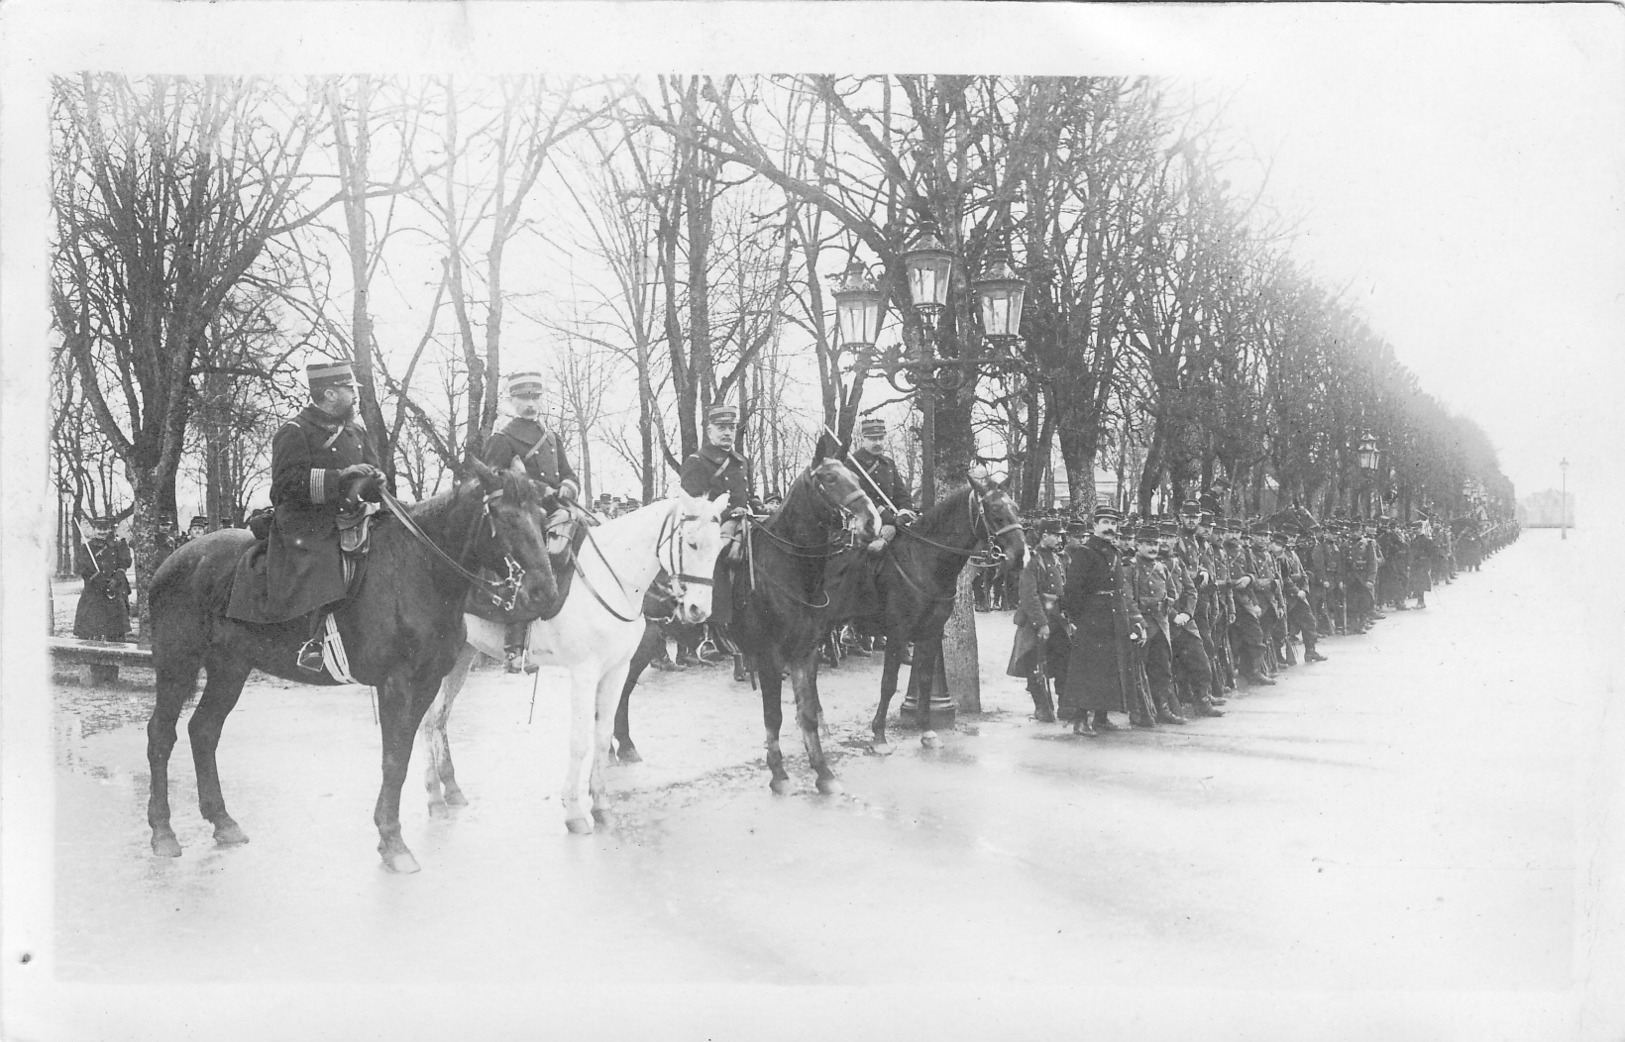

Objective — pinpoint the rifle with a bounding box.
[72,518,112,598]
[821,423,900,518]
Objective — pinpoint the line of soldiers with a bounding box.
[1009,499,1519,736]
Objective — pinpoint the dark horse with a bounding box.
[827,471,1026,754]
[144,461,556,873]
[608,458,880,791]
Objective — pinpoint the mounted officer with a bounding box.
[680,402,757,632]
[849,416,917,552]
[224,360,387,672]
[480,369,582,672]
[73,514,132,641]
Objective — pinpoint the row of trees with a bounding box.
[49,73,1514,628]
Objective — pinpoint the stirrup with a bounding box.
[297,637,326,674]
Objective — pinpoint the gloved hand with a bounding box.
[866,537,887,553]
[1234,575,1252,589]
[1037,625,1051,641]
[895,509,918,525]
[879,524,897,542]
[1296,590,1309,601]
[1129,624,1147,645]
[1173,612,1191,627]
[1196,570,1210,585]
[557,481,579,504]
[340,463,382,482]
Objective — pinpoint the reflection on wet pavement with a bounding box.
[45,543,1582,1000]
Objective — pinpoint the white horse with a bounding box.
[419,491,729,833]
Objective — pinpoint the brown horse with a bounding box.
[828,472,1026,753]
[144,461,556,873]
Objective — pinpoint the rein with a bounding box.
[888,486,1022,603]
[565,502,718,623]
[742,464,868,608]
[380,485,525,610]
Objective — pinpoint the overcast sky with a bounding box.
[4,1,1623,515]
[1181,4,1625,511]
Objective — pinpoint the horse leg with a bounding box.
[590,657,632,825]
[760,654,792,795]
[870,636,904,755]
[148,650,202,857]
[420,643,477,817]
[613,623,660,765]
[187,650,254,847]
[561,662,602,834]
[790,654,842,795]
[374,670,440,873]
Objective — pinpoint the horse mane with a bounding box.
[913,483,974,532]
[407,472,545,530]
[770,463,842,544]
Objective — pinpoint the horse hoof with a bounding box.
[443,789,469,807]
[615,747,643,765]
[921,731,941,749]
[590,807,614,827]
[871,740,893,756]
[769,777,791,796]
[213,822,250,846]
[428,801,451,820]
[816,777,843,796]
[382,850,422,874]
[565,817,595,835]
[151,832,182,858]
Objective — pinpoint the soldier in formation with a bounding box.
[1014,495,1511,739]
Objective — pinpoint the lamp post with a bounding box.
[837,221,1029,730]
[1357,432,1380,518]
[1560,458,1568,539]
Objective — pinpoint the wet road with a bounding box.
[21,530,1620,1040]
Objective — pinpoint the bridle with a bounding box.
[381,483,530,612]
[567,499,722,623]
[748,463,873,558]
[897,484,1022,568]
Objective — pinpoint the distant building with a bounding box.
[1517,489,1575,528]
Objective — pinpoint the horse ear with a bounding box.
[468,457,500,489]
[966,463,991,491]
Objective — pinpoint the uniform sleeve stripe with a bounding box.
[310,469,326,504]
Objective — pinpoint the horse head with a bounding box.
[668,491,731,626]
[468,458,558,616]
[967,466,1026,570]
[807,458,882,542]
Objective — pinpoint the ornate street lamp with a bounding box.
[831,261,885,352]
[1357,433,1380,474]
[972,236,1027,350]
[1356,432,1380,519]
[902,222,954,319]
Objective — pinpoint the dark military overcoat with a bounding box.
[227,405,383,624]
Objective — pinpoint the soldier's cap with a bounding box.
[1198,510,1216,524]
[1037,516,1065,535]
[1092,505,1123,523]
[306,360,355,391]
[188,515,209,529]
[1066,516,1093,535]
[505,370,546,396]
[1157,521,1180,537]
[158,512,177,526]
[88,515,115,527]
[705,404,739,426]
[1133,524,1161,542]
[859,417,887,437]
[1179,499,1201,515]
